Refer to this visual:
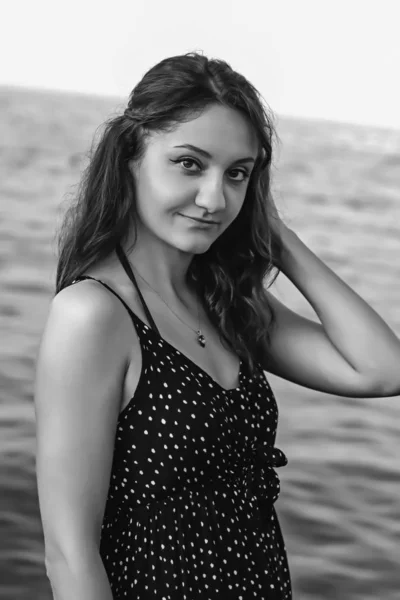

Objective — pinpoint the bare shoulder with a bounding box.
[34,279,134,563]
[54,274,117,309]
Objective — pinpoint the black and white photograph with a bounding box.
[1,1,400,598]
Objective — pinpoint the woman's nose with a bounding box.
[195,180,227,212]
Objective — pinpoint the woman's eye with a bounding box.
[172,158,249,183]
[230,168,250,182]
[179,158,199,171]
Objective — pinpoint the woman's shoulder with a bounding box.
[54,252,134,328]
[59,252,123,303]
[59,257,149,333]
[49,267,135,382]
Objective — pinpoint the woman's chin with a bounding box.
[174,236,215,254]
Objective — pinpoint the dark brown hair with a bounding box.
[54,51,285,375]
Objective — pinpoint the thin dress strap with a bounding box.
[70,275,148,328]
[115,244,160,335]
[69,244,160,335]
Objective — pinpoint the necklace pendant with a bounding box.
[197,330,206,348]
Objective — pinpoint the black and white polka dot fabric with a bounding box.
[70,272,292,599]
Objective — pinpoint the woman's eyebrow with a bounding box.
[173,143,256,164]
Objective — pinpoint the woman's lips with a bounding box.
[179,214,219,225]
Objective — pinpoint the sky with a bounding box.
[2,0,400,130]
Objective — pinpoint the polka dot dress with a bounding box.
[71,257,292,599]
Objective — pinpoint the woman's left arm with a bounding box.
[274,225,400,397]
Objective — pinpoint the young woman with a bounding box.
[34,51,400,600]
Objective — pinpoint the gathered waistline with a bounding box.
[103,445,288,528]
[106,469,280,528]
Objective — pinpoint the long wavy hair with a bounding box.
[54,51,285,376]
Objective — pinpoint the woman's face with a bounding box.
[129,103,259,255]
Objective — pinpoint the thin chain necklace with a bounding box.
[131,265,206,348]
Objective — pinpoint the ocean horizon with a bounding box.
[1,84,400,599]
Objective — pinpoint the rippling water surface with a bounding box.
[1,85,400,599]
